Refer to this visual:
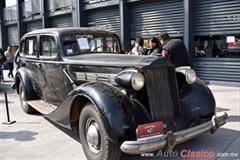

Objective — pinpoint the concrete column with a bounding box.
[183,0,194,62]
[72,0,87,27]
[16,0,24,43]
[0,0,7,49]
[119,0,130,50]
[72,0,80,27]
[41,0,48,28]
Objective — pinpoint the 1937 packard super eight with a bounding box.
[15,28,228,160]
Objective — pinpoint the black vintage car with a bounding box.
[15,28,228,160]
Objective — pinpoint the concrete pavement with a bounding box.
[0,71,239,160]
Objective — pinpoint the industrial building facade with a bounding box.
[0,0,239,85]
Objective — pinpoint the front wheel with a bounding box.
[79,103,121,160]
[19,81,35,114]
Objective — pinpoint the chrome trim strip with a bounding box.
[63,68,77,89]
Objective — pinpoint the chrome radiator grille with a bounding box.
[143,64,181,121]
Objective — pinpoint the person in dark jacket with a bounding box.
[159,32,191,67]
[0,48,6,81]
[147,37,161,56]
[128,36,148,55]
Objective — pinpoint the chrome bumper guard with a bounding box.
[120,113,229,154]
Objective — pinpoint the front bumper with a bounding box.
[120,113,229,154]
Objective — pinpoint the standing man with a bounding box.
[5,46,14,78]
[159,32,191,67]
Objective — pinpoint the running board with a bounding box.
[27,100,57,114]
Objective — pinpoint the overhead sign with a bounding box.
[84,0,118,10]
[89,0,107,4]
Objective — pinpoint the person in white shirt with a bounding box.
[4,46,14,78]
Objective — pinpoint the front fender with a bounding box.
[179,78,215,126]
[73,82,152,142]
[15,67,38,100]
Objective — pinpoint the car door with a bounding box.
[20,36,42,97]
[38,35,67,105]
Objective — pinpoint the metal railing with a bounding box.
[47,0,72,11]
[22,0,40,17]
[3,5,17,21]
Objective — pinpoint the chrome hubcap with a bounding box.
[85,118,100,153]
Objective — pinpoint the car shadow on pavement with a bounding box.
[44,117,80,142]
[0,130,38,141]
[28,111,43,117]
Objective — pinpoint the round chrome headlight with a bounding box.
[185,69,196,84]
[131,72,145,91]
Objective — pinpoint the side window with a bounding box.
[40,36,58,57]
[25,36,38,56]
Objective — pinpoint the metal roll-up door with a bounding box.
[130,0,183,38]
[49,14,73,28]
[87,7,120,36]
[193,58,240,83]
[7,25,18,46]
[194,0,240,36]
[26,20,42,32]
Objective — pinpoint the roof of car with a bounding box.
[24,27,114,37]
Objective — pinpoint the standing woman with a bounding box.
[147,37,161,56]
[4,46,14,78]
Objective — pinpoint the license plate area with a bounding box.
[136,121,164,139]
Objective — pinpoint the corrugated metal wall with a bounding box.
[194,0,240,85]
[7,25,18,45]
[193,58,240,83]
[194,0,240,36]
[87,7,120,36]
[49,14,73,28]
[25,20,42,32]
[130,0,183,38]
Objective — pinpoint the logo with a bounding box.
[146,127,154,134]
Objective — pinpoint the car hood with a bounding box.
[63,54,166,68]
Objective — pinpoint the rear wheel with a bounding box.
[79,103,121,160]
[19,81,34,114]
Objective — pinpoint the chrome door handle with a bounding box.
[34,62,42,68]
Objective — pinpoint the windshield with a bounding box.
[62,33,121,55]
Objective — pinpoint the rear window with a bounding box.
[25,36,38,56]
